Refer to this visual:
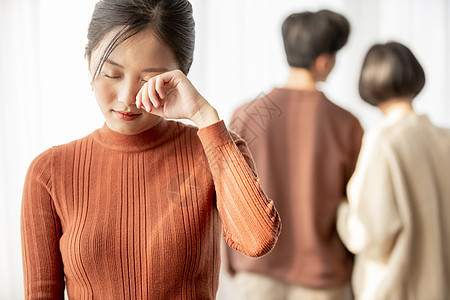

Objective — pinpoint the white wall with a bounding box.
[189,0,449,130]
[1,1,449,299]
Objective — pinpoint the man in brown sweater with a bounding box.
[226,10,363,300]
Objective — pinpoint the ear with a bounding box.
[313,53,336,81]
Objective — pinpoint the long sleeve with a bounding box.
[197,120,281,257]
[337,132,402,259]
[21,150,65,299]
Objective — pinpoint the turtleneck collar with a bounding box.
[92,118,175,152]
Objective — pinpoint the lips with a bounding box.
[113,110,141,121]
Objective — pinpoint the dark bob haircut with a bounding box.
[281,9,350,69]
[85,0,195,78]
[359,42,425,106]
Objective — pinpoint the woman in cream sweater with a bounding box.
[337,42,450,300]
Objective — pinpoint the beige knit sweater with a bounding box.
[338,112,450,300]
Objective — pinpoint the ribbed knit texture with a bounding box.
[226,88,363,288]
[21,119,281,299]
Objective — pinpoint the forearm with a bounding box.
[197,121,281,257]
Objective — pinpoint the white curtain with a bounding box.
[1,1,448,299]
[0,1,100,298]
[189,0,450,129]
[1,1,42,298]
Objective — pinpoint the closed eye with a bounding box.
[102,73,121,79]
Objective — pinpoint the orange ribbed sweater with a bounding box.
[21,120,281,299]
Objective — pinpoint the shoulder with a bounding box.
[26,134,91,178]
[356,115,450,177]
[435,125,450,143]
[371,114,425,145]
[317,95,364,145]
[321,97,364,145]
[321,95,361,125]
[27,148,54,178]
[231,90,280,121]
[229,91,281,138]
[25,147,57,192]
[359,121,406,163]
[379,114,450,151]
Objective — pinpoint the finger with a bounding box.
[158,70,180,90]
[142,81,151,112]
[155,75,166,101]
[148,77,160,108]
[136,85,144,109]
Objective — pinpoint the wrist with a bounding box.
[191,102,220,129]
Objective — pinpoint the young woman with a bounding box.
[337,42,450,300]
[20,1,281,299]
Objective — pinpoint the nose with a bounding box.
[118,79,141,106]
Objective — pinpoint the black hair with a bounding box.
[281,9,350,69]
[86,0,195,77]
[359,42,425,106]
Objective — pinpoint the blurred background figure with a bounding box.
[337,42,450,300]
[225,10,363,300]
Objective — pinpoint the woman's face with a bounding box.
[89,29,179,135]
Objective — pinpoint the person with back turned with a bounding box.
[226,9,363,300]
[337,41,450,300]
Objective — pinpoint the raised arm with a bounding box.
[197,121,281,257]
[136,70,281,257]
[21,151,65,299]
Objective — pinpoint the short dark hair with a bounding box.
[281,9,350,69]
[86,0,195,78]
[359,42,425,106]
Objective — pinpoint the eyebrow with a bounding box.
[105,59,169,73]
